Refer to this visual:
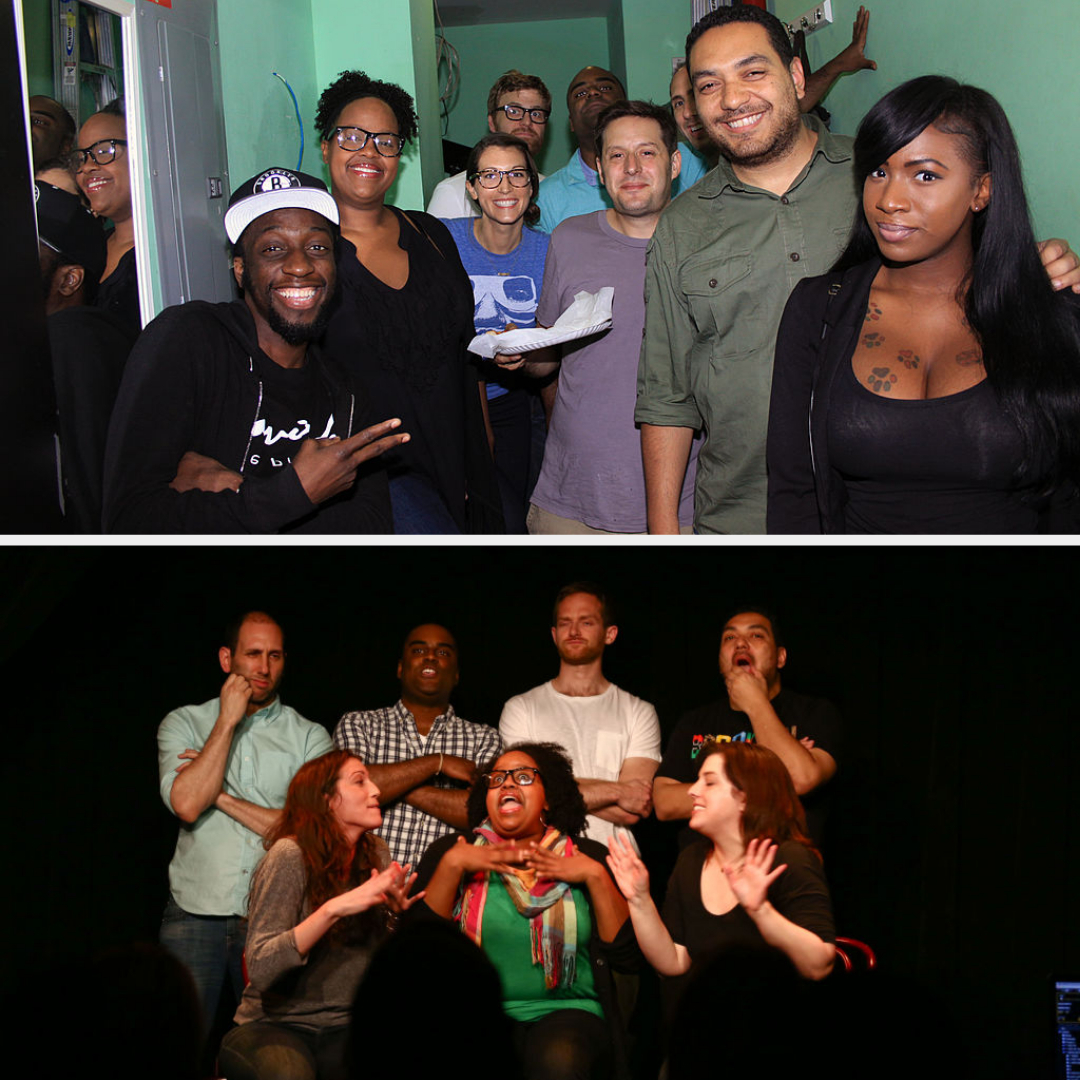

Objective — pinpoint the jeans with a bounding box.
[387,473,462,534]
[159,895,247,1042]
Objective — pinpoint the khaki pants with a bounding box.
[527,503,693,535]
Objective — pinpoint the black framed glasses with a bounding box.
[469,168,532,189]
[331,126,405,157]
[492,103,550,125]
[70,138,127,168]
[482,767,543,788]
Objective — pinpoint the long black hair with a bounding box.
[834,75,1080,488]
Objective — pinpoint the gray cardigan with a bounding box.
[234,836,390,1030]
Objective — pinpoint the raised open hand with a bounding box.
[722,837,787,914]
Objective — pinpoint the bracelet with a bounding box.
[438,752,444,775]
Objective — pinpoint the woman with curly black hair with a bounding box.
[315,70,502,533]
[413,742,637,1080]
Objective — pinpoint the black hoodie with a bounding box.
[102,299,391,534]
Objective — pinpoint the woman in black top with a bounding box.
[767,76,1080,533]
[607,741,834,981]
[315,71,502,533]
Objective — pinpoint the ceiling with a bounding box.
[435,0,615,28]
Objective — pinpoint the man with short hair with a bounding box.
[638,6,1076,534]
[427,70,552,219]
[512,100,697,533]
[157,611,332,1034]
[653,607,840,847]
[28,94,75,168]
[103,167,405,533]
[500,583,661,843]
[333,623,502,867]
[536,66,707,234]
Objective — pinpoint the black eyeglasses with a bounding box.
[331,126,405,157]
[71,138,127,168]
[492,104,551,125]
[469,168,532,189]
[482,767,543,788]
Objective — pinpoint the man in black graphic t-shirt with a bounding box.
[103,168,407,534]
[654,607,841,847]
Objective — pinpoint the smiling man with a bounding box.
[653,606,841,849]
[333,623,502,867]
[427,70,552,219]
[157,611,332,1045]
[536,66,707,234]
[513,100,698,534]
[500,582,661,843]
[103,167,406,533]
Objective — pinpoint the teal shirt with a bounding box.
[481,877,603,1023]
[536,147,710,234]
[157,696,332,916]
[635,116,857,534]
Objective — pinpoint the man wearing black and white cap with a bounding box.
[103,167,406,533]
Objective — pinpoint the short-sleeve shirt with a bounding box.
[157,696,332,916]
[530,211,696,532]
[657,690,842,848]
[332,701,503,866]
[635,116,857,534]
[441,218,550,401]
[662,838,835,965]
[499,680,661,843]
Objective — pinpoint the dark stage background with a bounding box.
[2,545,1076,1077]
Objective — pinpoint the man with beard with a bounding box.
[27,94,76,169]
[653,607,841,849]
[499,582,660,843]
[637,5,1078,534]
[427,70,552,219]
[103,168,406,533]
[157,611,332,1041]
[535,65,707,233]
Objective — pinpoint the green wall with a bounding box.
[217,0,320,182]
[773,0,1080,238]
[619,0,697,108]
[309,0,436,209]
[436,17,611,176]
[21,0,52,97]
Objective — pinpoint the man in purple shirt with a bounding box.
[503,100,698,533]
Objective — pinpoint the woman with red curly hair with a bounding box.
[607,741,835,982]
[219,751,421,1080]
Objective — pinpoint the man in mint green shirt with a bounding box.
[157,610,331,1038]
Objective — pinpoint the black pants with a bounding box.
[219,1020,349,1080]
[513,1008,611,1080]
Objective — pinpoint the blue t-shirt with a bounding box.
[441,217,550,399]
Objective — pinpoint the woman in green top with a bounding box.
[415,742,636,1080]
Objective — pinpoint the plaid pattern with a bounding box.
[332,701,502,867]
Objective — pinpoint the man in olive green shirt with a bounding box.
[635,7,857,535]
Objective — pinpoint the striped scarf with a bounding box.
[455,823,578,990]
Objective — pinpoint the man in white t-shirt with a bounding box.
[426,70,550,219]
[499,582,660,843]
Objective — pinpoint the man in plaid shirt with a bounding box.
[332,623,502,867]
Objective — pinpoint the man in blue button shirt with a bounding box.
[157,611,331,1039]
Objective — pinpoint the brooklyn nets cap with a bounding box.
[224,167,339,244]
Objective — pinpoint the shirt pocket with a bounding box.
[593,730,627,779]
[679,250,762,363]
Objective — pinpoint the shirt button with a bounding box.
[708,278,718,288]
[789,252,800,262]
[780,196,789,205]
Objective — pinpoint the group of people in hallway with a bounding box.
[157,584,842,1080]
[31,5,1080,533]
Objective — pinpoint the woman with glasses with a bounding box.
[74,99,140,331]
[414,743,636,1080]
[218,751,421,1080]
[315,71,502,534]
[440,133,549,533]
